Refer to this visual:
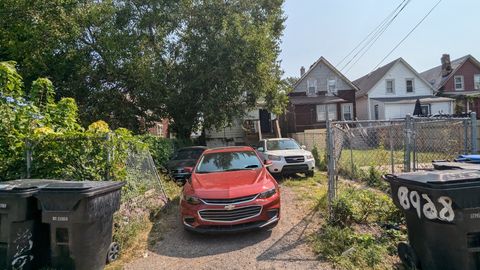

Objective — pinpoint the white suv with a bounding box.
[256,138,315,177]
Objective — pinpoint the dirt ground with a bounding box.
[125,185,332,270]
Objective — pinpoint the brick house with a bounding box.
[421,54,480,116]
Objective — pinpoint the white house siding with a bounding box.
[368,61,434,98]
[370,99,386,120]
[356,96,369,120]
[294,62,351,93]
[383,101,453,119]
[205,119,246,147]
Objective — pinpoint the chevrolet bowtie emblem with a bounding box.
[224,204,235,210]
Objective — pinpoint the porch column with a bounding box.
[256,120,262,141]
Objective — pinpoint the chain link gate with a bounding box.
[326,113,478,211]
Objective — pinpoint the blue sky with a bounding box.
[280,0,480,80]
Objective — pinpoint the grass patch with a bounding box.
[106,179,181,269]
[285,172,406,270]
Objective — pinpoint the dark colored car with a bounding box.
[167,146,207,181]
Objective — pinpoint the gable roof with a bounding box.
[294,56,359,91]
[353,57,436,98]
[420,55,480,90]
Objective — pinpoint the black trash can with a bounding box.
[34,181,125,270]
[385,170,480,270]
[0,179,56,270]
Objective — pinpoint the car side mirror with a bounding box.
[301,145,306,150]
[257,147,264,152]
[264,160,273,167]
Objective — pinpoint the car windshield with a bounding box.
[173,148,204,160]
[266,140,300,151]
[196,151,262,173]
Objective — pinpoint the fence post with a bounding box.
[389,122,394,174]
[404,115,412,172]
[472,112,478,154]
[25,139,32,179]
[105,133,112,181]
[326,120,336,217]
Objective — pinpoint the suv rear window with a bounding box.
[266,140,300,151]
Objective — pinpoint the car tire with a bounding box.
[306,170,315,178]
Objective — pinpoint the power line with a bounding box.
[336,0,408,68]
[372,0,443,71]
[339,0,411,72]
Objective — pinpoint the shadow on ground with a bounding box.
[146,197,273,259]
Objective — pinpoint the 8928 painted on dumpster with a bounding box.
[397,186,455,222]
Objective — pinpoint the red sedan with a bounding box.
[180,146,280,233]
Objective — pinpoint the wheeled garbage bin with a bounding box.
[34,181,125,270]
[0,179,56,270]
[385,170,480,270]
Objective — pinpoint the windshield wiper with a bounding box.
[244,165,259,168]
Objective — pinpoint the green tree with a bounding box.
[167,0,286,138]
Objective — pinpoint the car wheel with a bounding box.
[306,170,314,178]
[106,242,120,264]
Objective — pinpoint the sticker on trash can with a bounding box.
[52,216,69,222]
[0,203,7,209]
[398,186,454,222]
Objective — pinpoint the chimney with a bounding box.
[441,54,452,77]
[300,66,305,77]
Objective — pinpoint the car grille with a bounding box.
[201,194,258,205]
[285,156,305,163]
[198,205,262,222]
[283,164,309,172]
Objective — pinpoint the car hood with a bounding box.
[266,149,310,156]
[190,169,273,198]
[167,159,197,170]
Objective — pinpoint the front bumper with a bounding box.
[267,159,315,174]
[181,193,280,233]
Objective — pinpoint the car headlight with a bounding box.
[183,194,202,205]
[258,188,277,199]
[267,155,282,161]
[306,154,313,160]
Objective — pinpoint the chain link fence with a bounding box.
[326,113,478,210]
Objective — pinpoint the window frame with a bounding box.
[307,79,317,95]
[386,79,395,94]
[341,103,353,121]
[316,104,337,122]
[405,78,415,93]
[474,74,480,90]
[327,79,337,94]
[374,104,379,120]
[420,104,431,116]
[454,75,464,91]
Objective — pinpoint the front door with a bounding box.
[259,109,272,133]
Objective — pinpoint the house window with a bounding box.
[341,103,353,120]
[386,79,395,93]
[374,105,379,120]
[475,74,480,90]
[454,76,464,91]
[406,79,414,93]
[307,79,317,95]
[316,104,337,121]
[156,123,164,137]
[420,104,430,116]
[328,79,337,94]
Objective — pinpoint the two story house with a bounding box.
[282,57,358,133]
[354,58,454,120]
[420,54,480,116]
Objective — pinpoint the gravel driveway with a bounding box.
[125,185,332,270]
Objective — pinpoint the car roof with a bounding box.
[204,146,254,154]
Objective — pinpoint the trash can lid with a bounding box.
[38,181,125,197]
[0,179,60,193]
[433,161,480,171]
[393,170,480,187]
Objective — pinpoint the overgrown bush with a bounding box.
[311,224,389,270]
[311,146,327,171]
[140,135,174,168]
